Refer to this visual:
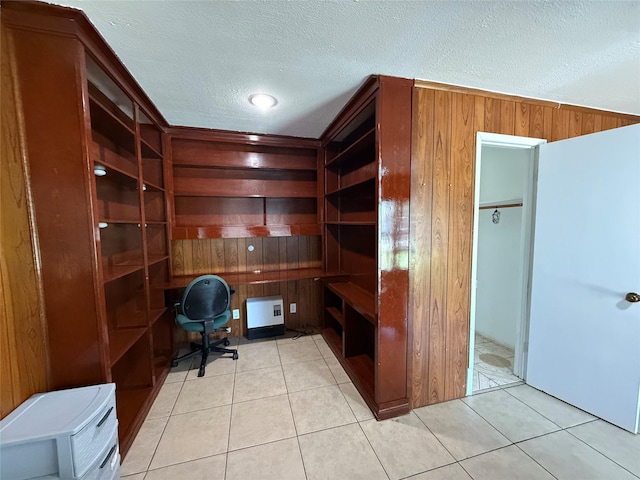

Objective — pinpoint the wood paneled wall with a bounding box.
[171,236,322,337]
[409,82,638,408]
[0,25,49,418]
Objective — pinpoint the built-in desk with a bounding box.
[157,268,343,339]
[159,267,340,290]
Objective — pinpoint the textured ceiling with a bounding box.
[50,0,640,138]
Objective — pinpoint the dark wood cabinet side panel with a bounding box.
[10,28,106,388]
[375,77,412,404]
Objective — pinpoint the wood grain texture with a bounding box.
[427,89,451,404]
[0,25,49,418]
[515,102,530,137]
[171,236,322,338]
[9,26,108,389]
[444,93,474,400]
[408,88,434,407]
[169,127,320,239]
[410,84,639,408]
[3,1,172,456]
[375,76,412,406]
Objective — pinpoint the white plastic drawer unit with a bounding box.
[0,383,119,480]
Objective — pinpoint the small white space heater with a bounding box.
[246,295,285,340]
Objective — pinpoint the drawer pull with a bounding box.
[100,444,117,469]
[96,406,113,428]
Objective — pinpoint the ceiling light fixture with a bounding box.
[249,93,277,109]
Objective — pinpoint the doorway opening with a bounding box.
[467,133,546,395]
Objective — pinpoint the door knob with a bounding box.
[625,292,640,303]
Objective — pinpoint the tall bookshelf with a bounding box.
[321,76,413,420]
[3,2,172,456]
[169,128,321,240]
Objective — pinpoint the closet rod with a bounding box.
[479,202,523,210]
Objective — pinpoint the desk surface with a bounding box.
[160,268,343,289]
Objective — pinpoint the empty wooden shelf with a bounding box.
[2,1,173,457]
[321,75,413,420]
[169,128,321,239]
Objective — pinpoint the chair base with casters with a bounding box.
[171,331,238,377]
[170,274,239,377]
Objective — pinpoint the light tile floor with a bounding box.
[473,333,521,392]
[122,333,639,480]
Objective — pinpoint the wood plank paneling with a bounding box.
[515,103,529,137]
[445,93,474,400]
[0,25,49,418]
[551,109,571,141]
[484,97,501,132]
[171,236,322,338]
[582,113,595,135]
[410,84,639,408]
[427,89,451,404]
[529,105,545,138]
[569,111,582,138]
[601,116,619,131]
[500,100,516,135]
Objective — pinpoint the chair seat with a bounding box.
[176,311,232,332]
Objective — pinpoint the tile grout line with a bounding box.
[500,385,602,431]
[137,335,628,480]
[563,426,640,478]
[413,407,461,463]
[140,376,185,476]
[224,348,238,480]
[355,420,391,480]
[511,438,560,480]
[282,364,310,480]
[409,409,470,479]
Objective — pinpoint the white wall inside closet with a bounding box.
[475,147,528,349]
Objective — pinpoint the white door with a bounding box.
[527,124,640,433]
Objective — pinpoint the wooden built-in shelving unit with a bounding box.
[321,75,413,420]
[169,129,321,240]
[2,2,174,457]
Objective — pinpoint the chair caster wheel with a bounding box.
[171,361,178,368]
[223,338,230,346]
[232,352,239,360]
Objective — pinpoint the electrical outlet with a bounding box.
[289,303,296,314]
[232,309,240,319]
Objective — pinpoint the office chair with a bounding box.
[171,275,238,377]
